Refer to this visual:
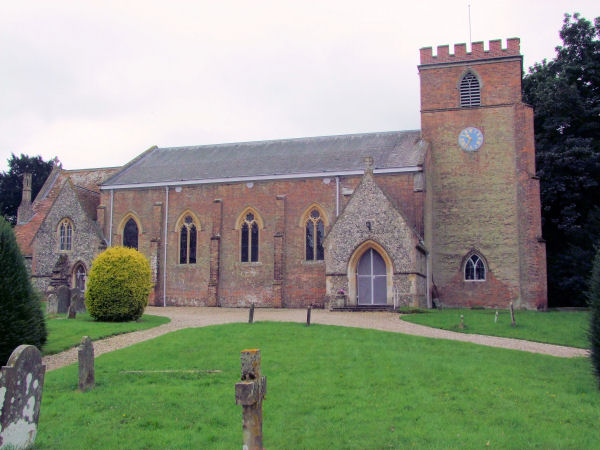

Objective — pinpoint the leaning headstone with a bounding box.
[67,303,77,319]
[0,345,46,449]
[78,336,95,391]
[56,285,71,314]
[46,293,58,315]
[70,288,86,313]
[235,349,267,450]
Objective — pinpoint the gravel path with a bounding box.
[43,307,589,371]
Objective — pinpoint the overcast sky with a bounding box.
[1,1,598,172]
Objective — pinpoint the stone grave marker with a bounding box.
[56,285,71,314]
[235,349,267,450]
[67,303,77,319]
[46,293,58,315]
[78,336,95,391]
[70,288,86,313]
[0,345,46,449]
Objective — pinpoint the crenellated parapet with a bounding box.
[419,38,520,65]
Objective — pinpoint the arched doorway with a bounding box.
[73,263,86,294]
[357,248,387,305]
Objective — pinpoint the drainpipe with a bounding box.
[163,186,169,307]
[108,190,114,246]
[335,176,340,217]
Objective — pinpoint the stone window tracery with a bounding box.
[179,215,197,264]
[305,209,324,261]
[58,218,73,251]
[240,212,259,262]
[465,254,486,281]
[123,217,139,250]
[459,71,481,107]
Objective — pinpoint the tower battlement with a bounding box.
[419,38,520,65]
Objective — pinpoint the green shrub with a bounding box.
[85,246,152,322]
[0,216,46,365]
[588,245,600,387]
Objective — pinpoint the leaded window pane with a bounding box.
[189,224,197,264]
[475,258,485,280]
[66,224,72,250]
[465,258,475,280]
[251,222,259,262]
[305,221,314,260]
[241,223,249,262]
[316,220,324,260]
[180,226,188,264]
[123,218,139,250]
[60,223,66,250]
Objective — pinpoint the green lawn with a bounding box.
[37,322,599,449]
[43,313,170,355]
[400,309,590,348]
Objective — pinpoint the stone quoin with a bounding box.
[15,39,546,310]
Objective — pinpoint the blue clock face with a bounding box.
[458,127,484,151]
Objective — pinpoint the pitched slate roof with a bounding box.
[14,166,120,256]
[102,130,425,188]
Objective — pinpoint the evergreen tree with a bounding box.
[0,216,47,365]
[589,245,600,387]
[523,13,600,306]
[0,153,54,225]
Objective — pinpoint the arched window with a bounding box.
[305,209,324,260]
[179,215,197,264]
[123,218,139,250]
[240,212,259,262]
[460,71,481,107]
[465,254,486,281]
[58,218,73,251]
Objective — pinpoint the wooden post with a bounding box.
[459,314,464,329]
[235,349,267,450]
[510,302,516,327]
[306,305,312,327]
[249,303,255,324]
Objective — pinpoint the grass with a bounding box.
[43,313,170,355]
[37,322,600,449]
[400,308,590,348]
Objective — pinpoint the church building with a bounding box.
[15,39,547,310]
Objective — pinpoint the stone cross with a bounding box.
[235,349,267,450]
[0,345,46,449]
[78,336,95,391]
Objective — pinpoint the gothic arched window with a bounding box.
[465,254,486,281]
[305,209,324,260]
[58,218,73,251]
[179,215,197,264]
[459,71,481,107]
[240,212,259,262]
[123,218,139,250]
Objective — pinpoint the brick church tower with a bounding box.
[419,39,547,309]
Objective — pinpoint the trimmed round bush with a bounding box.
[0,216,46,365]
[85,246,152,321]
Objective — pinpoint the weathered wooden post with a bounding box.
[510,302,516,327]
[78,336,95,391]
[306,305,312,326]
[0,345,46,448]
[235,349,267,450]
[249,303,255,324]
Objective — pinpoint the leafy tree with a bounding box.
[523,13,600,306]
[588,245,600,387]
[0,153,54,225]
[0,216,47,365]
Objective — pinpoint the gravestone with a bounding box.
[0,345,46,449]
[56,285,71,314]
[70,288,86,313]
[78,337,95,391]
[46,293,58,315]
[67,303,77,319]
[235,349,267,450]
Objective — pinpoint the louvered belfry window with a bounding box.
[460,71,481,107]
